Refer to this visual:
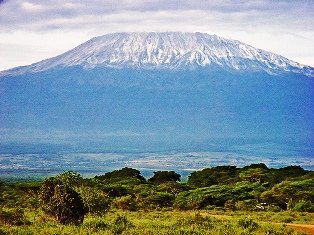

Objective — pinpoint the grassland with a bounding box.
[1,209,313,235]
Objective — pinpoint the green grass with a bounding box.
[201,210,314,224]
[0,209,311,235]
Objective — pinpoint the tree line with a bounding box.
[0,163,313,225]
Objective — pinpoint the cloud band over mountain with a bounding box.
[0,0,313,71]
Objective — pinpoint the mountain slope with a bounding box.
[1,32,313,77]
[0,32,313,150]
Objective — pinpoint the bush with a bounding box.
[174,183,262,210]
[0,228,7,235]
[102,185,129,197]
[114,195,137,211]
[267,205,282,212]
[176,212,215,228]
[269,166,309,184]
[51,185,86,225]
[188,166,237,188]
[77,186,110,215]
[149,192,174,208]
[235,199,258,211]
[239,167,268,183]
[133,184,155,197]
[173,190,204,210]
[149,171,181,184]
[83,218,109,232]
[156,182,189,194]
[39,176,86,225]
[237,217,259,231]
[111,215,134,234]
[56,171,83,187]
[224,199,236,210]
[260,178,314,209]
[95,168,145,183]
[0,208,29,226]
[292,200,314,212]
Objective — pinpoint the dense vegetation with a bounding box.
[0,164,313,234]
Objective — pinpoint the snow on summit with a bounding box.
[2,32,314,77]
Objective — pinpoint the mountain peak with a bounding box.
[1,32,313,77]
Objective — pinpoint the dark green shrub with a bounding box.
[260,178,314,209]
[55,171,83,187]
[242,163,268,170]
[0,187,20,207]
[51,185,86,225]
[292,200,314,212]
[0,208,29,226]
[266,205,282,212]
[174,190,206,210]
[237,217,259,231]
[148,171,181,184]
[111,215,134,234]
[239,164,269,183]
[39,175,86,225]
[0,228,7,235]
[235,199,258,211]
[95,168,145,183]
[224,199,236,210]
[83,219,109,232]
[188,166,237,188]
[77,186,110,215]
[156,181,189,194]
[114,195,137,211]
[133,184,156,197]
[268,166,309,184]
[176,213,215,228]
[102,185,129,197]
[149,192,174,208]
[174,181,265,210]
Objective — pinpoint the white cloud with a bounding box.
[21,1,44,12]
[0,0,313,70]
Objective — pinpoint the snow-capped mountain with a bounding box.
[1,32,314,150]
[1,32,313,77]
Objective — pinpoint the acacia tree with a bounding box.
[39,172,86,225]
[148,171,181,184]
[95,167,145,183]
[188,166,237,188]
[260,178,314,210]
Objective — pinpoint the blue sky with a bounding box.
[0,0,313,70]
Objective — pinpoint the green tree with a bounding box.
[50,184,86,225]
[268,166,309,185]
[174,181,265,210]
[39,173,86,225]
[260,178,314,209]
[95,167,145,183]
[292,200,314,212]
[188,166,237,188]
[149,192,174,208]
[239,163,269,183]
[114,195,137,211]
[148,171,181,184]
[76,186,110,215]
[56,171,83,187]
[156,181,189,194]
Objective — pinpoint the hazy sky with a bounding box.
[0,0,314,71]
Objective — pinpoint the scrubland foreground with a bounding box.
[0,163,313,234]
